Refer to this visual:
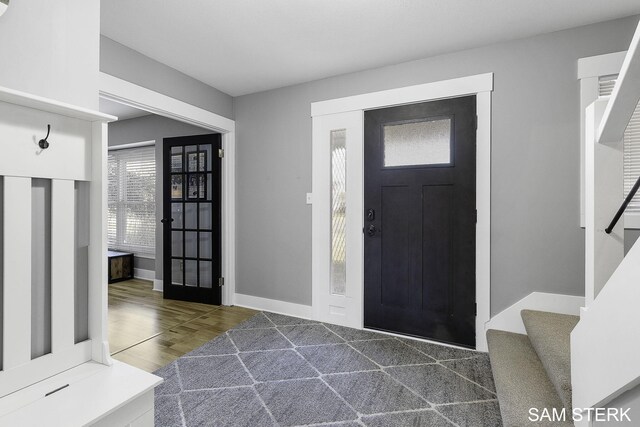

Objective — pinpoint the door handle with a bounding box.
[161,218,174,224]
[367,209,375,221]
[367,224,378,237]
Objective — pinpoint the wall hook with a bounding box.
[38,124,51,149]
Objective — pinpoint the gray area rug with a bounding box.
[154,312,502,427]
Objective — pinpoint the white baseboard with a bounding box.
[133,268,154,281]
[234,293,313,319]
[152,279,163,292]
[485,292,585,335]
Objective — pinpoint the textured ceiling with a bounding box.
[101,0,640,96]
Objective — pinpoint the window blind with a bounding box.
[107,145,156,256]
[599,76,640,213]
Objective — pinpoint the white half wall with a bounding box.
[485,292,585,335]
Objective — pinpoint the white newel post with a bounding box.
[584,99,625,305]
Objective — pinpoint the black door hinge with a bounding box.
[474,209,478,223]
[475,303,477,316]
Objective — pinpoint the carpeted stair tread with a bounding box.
[487,329,572,426]
[521,309,579,411]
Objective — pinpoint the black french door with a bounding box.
[162,134,222,304]
[364,96,477,348]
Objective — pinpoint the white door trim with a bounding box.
[311,73,493,117]
[311,73,493,351]
[99,72,237,306]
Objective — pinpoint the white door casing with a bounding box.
[99,72,237,305]
[311,73,493,350]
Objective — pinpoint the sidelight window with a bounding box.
[330,129,347,295]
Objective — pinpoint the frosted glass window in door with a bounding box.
[185,260,197,287]
[185,203,197,229]
[199,232,212,259]
[199,261,213,288]
[185,231,198,258]
[199,204,212,230]
[383,118,452,167]
[330,129,347,296]
[172,203,183,228]
[172,231,183,257]
[171,259,183,285]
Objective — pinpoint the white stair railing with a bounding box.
[572,17,640,413]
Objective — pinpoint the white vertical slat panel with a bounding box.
[3,176,32,369]
[89,121,111,364]
[51,179,75,353]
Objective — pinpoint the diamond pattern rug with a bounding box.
[154,312,502,427]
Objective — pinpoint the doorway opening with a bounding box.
[98,75,240,368]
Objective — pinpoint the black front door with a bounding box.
[162,134,222,304]
[364,96,476,347]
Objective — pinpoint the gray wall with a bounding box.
[0,0,99,110]
[31,180,51,359]
[234,16,640,313]
[625,230,640,254]
[101,36,234,120]
[595,384,640,425]
[108,114,210,281]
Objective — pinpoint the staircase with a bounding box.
[487,310,579,426]
[487,19,640,426]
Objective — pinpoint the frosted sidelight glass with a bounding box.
[383,118,452,167]
[330,129,347,296]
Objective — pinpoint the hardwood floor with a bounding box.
[108,279,257,372]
